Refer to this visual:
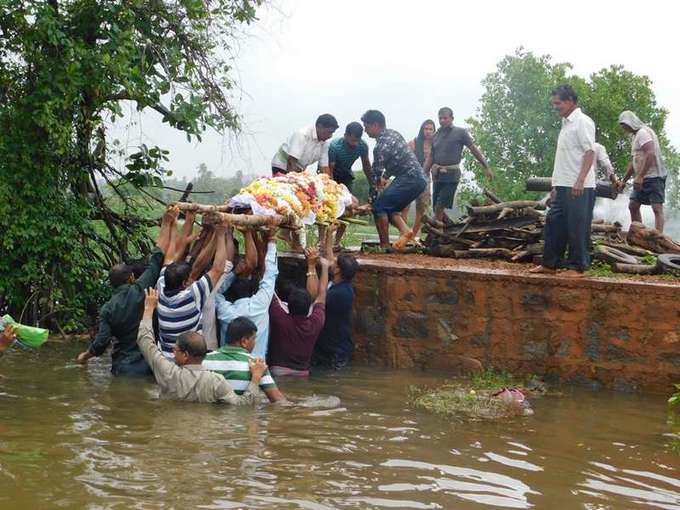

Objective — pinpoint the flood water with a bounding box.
[1,343,678,509]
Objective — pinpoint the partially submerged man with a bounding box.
[203,317,287,403]
[76,205,177,375]
[312,254,359,369]
[156,222,229,358]
[531,85,596,277]
[327,122,373,249]
[215,228,278,358]
[361,109,427,251]
[138,289,266,404]
[268,256,330,377]
[617,110,668,232]
[428,107,494,222]
[271,114,339,175]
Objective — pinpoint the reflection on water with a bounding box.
[0,343,678,509]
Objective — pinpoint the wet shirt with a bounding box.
[87,248,164,376]
[268,299,326,371]
[552,108,596,188]
[431,126,473,166]
[372,129,424,185]
[203,344,278,394]
[156,269,212,358]
[136,320,257,404]
[312,281,355,367]
[328,138,368,183]
[632,127,667,179]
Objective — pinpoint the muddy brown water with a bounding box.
[1,343,678,509]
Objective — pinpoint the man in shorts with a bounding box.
[617,110,668,232]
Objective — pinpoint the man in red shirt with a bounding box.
[267,257,330,376]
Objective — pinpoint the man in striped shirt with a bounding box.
[156,223,229,358]
[203,316,287,403]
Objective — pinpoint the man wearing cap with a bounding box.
[271,114,339,175]
[76,206,178,376]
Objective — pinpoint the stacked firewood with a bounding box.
[423,190,624,264]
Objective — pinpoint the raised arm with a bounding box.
[137,288,180,383]
[173,211,197,263]
[304,247,320,300]
[251,230,279,309]
[157,205,179,254]
[207,224,228,287]
[315,257,331,305]
[238,229,258,277]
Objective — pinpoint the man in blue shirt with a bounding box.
[215,228,278,358]
[312,254,359,369]
[327,122,373,250]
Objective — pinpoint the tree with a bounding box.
[465,49,678,206]
[0,1,260,328]
[464,49,577,201]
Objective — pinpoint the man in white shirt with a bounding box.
[271,114,339,175]
[594,143,617,183]
[531,85,596,277]
[617,110,667,232]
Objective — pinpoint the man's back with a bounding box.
[268,300,325,371]
[89,249,164,376]
[203,344,278,394]
[313,281,354,367]
[156,269,212,358]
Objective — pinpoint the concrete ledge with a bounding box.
[278,253,680,393]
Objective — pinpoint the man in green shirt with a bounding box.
[76,205,178,376]
[203,316,287,403]
[327,122,373,249]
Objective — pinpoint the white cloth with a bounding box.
[552,108,596,188]
[594,143,614,179]
[272,125,330,171]
[618,110,666,179]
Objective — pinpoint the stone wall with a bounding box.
[278,255,680,393]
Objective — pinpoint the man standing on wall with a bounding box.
[531,85,596,278]
[361,109,427,251]
[617,110,667,232]
[428,107,494,222]
[327,121,373,249]
[271,114,339,175]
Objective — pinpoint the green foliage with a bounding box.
[464,48,679,205]
[0,0,260,328]
[670,383,680,409]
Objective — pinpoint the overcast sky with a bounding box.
[110,0,680,180]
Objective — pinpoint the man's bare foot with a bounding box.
[560,269,584,278]
[529,265,555,274]
[393,231,415,251]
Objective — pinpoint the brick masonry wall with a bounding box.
[278,255,680,393]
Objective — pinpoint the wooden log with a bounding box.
[467,201,543,216]
[466,248,515,259]
[441,215,540,235]
[612,262,658,275]
[483,189,502,204]
[526,177,618,199]
[591,223,621,233]
[599,242,654,257]
[627,221,680,254]
[174,202,233,213]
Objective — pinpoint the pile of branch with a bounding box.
[423,190,625,264]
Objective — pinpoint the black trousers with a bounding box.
[543,187,596,272]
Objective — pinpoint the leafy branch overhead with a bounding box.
[0,0,261,328]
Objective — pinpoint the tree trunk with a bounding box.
[612,262,658,275]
